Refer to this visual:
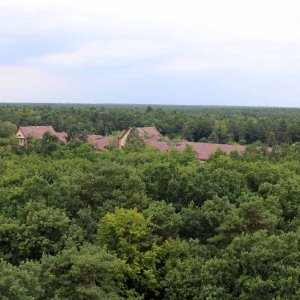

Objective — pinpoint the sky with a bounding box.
[0,0,300,107]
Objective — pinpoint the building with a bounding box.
[16,125,249,160]
[16,126,67,146]
[87,135,119,151]
[119,127,170,152]
[120,126,247,161]
[135,126,163,140]
[119,127,163,147]
[175,141,246,161]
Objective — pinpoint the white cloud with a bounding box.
[1,0,300,41]
[160,59,222,73]
[29,39,170,66]
[1,0,300,104]
[0,66,63,101]
[5,0,296,74]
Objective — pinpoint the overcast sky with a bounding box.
[1,1,300,106]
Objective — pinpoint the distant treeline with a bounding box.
[0,104,299,145]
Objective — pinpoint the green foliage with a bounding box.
[210,196,280,245]
[18,201,83,261]
[143,201,182,241]
[0,260,43,300]
[40,244,123,299]
[162,231,300,299]
[98,208,162,297]
[203,231,300,299]
[0,215,24,264]
[123,128,146,152]
[28,132,60,156]
[0,121,17,138]
[2,104,300,144]
[0,104,300,298]
[179,197,234,242]
[76,163,149,214]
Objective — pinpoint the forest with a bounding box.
[0,104,300,145]
[1,104,300,299]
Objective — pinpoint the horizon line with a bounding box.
[0,102,299,110]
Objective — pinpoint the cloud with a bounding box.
[1,1,300,40]
[1,0,300,105]
[29,39,170,66]
[0,66,63,101]
[159,60,222,73]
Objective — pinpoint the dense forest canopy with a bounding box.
[1,104,300,299]
[0,104,300,145]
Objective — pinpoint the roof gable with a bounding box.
[136,126,162,139]
[19,126,56,139]
[18,126,67,142]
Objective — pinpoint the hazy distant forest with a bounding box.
[0,104,300,144]
[1,104,300,299]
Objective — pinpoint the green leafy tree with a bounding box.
[40,244,123,299]
[18,202,83,261]
[180,197,234,242]
[98,207,162,297]
[28,132,60,156]
[0,215,24,264]
[210,197,280,245]
[0,260,43,300]
[76,163,149,214]
[123,128,145,152]
[0,121,17,138]
[208,131,219,143]
[268,131,276,147]
[143,201,182,241]
[202,231,300,299]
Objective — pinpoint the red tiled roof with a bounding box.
[176,141,246,161]
[136,127,162,139]
[19,126,67,142]
[87,135,118,150]
[135,127,246,160]
[145,139,170,152]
